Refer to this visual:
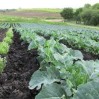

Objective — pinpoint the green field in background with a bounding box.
[17,8,62,13]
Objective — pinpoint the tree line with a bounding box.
[60,3,99,26]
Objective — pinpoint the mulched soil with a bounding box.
[0,29,7,42]
[0,31,39,99]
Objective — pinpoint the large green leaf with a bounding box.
[53,52,68,63]
[28,40,38,50]
[69,50,83,60]
[54,43,69,54]
[82,60,99,81]
[35,35,46,46]
[72,81,99,99]
[36,83,66,99]
[29,67,61,90]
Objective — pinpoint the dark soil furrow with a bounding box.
[0,31,39,99]
[0,29,7,42]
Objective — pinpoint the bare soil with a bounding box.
[0,31,39,99]
[1,11,61,19]
[0,29,7,42]
[45,19,63,22]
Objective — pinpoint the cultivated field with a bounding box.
[0,9,62,19]
[0,22,99,99]
[0,6,99,99]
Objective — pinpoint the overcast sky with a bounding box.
[0,0,99,9]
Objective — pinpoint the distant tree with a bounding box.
[84,4,91,9]
[92,3,99,9]
[74,8,83,24]
[81,9,92,25]
[75,8,83,16]
[81,9,99,26]
[61,3,99,26]
[89,10,99,26]
[75,15,82,24]
[60,8,74,21]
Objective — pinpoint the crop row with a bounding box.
[0,22,21,29]
[0,28,13,73]
[15,23,99,55]
[15,26,99,99]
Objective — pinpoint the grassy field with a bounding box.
[0,9,62,19]
[0,14,67,25]
[0,8,99,29]
[17,8,62,13]
[66,22,99,30]
[0,14,42,23]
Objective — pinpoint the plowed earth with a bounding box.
[0,29,7,42]
[0,31,39,99]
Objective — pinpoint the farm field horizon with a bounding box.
[0,8,99,29]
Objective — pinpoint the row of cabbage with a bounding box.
[0,28,13,73]
[0,22,11,29]
[17,23,99,55]
[0,22,21,29]
[15,26,99,99]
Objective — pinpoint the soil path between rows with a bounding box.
[0,31,39,99]
[0,29,7,42]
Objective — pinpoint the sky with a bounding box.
[0,0,99,9]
